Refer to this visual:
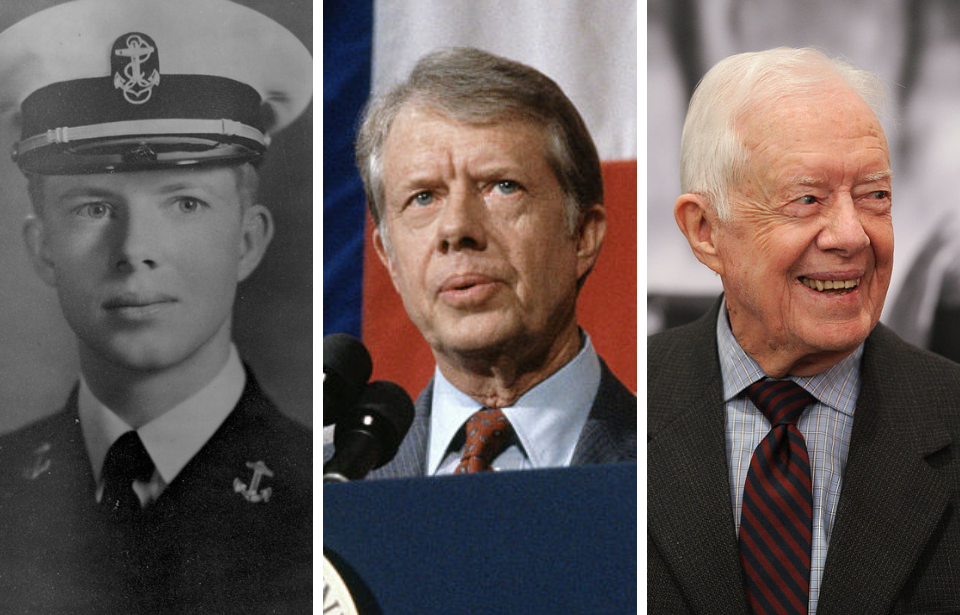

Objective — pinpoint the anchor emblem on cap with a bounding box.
[112,33,161,105]
[234,460,274,503]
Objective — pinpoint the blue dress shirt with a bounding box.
[717,302,860,615]
[428,335,602,475]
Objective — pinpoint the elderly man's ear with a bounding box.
[674,193,724,276]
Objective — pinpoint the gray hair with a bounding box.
[355,47,603,235]
[679,47,887,221]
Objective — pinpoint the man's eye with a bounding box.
[413,191,434,206]
[495,180,519,195]
[796,195,817,205]
[177,197,205,213]
[78,202,110,219]
[870,190,890,200]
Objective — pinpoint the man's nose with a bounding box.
[817,194,870,255]
[436,186,487,253]
[112,208,160,272]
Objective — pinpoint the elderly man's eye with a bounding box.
[796,195,818,205]
[495,180,519,195]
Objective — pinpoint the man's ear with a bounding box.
[674,193,724,276]
[372,225,402,293]
[575,203,606,280]
[237,204,274,282]
[22,215,57,287]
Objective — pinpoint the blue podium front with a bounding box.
[323,463,637,614]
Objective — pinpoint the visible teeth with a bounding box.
[800,276,861,291]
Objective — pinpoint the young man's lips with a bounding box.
[103,293,178,316]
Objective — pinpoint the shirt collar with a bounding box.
[427,334,601,474]
[716,298,862,415]
[80,344,246,483]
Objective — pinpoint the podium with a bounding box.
[323,463,637,614]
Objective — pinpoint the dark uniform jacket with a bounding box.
[648,298,960,614]
[0,370,312,614]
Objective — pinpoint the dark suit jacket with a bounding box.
[326,358,636,479]
[0,370,312,614]
[648,298,960,614]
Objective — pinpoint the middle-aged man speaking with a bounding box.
[334,47,637,479]
[648,47,960,614]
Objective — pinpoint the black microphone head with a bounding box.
[323,333,373,425]
[334,380,414,468]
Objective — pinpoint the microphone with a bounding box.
[323,380,415,482]
[323,333,373,426]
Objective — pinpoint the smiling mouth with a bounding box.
[799,276,860,294]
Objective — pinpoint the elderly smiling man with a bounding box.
[648,48,960,615]
[340,47,636,479]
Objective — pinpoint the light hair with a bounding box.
[679,47,887,221]
[355,47,603,238]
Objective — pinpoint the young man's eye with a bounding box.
[177,197,206,213]
[77,202,111,219]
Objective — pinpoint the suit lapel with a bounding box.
[571,360,637,465]
[817,326,954,615]
[647,302,749,615]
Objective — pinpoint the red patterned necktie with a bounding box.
[454,408,513,474]
[740,379,815,615]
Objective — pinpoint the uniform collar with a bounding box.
[79,344,246,484]
[427,334,601,473]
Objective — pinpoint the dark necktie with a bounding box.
[740,378,815,615]
[99,431,155,520]
[454,408,513,474]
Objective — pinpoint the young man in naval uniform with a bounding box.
[0,0,312,612]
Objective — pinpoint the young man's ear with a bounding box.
[22,215,58,287]
[674,193,724,276]
[237,204,274,282]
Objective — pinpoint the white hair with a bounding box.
[679,47,887,220]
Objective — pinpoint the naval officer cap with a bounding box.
[0,0,311,175]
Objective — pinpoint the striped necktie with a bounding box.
[740,378,815,615]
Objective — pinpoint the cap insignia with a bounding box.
[112,32,160,105]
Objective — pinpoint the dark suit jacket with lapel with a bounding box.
[0,369,312,614]
[325,358,636,479]
[648,297,960,615]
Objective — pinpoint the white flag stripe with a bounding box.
[372,0,637,161]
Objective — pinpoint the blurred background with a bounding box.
[648,0,960,364]
[0,0,313,433]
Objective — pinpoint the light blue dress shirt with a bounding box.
[717,302,860,615]
[427,335,602,475]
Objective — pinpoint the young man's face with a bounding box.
[24,166,271,376]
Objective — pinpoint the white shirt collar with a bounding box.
[79,344,246,484]
[427,334,601,474]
